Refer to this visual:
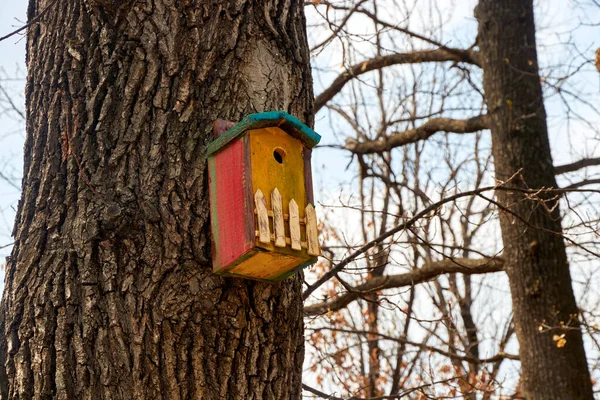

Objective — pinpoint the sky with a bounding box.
[0,0,27,265]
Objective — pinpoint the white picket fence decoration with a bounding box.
[254,188,321,256]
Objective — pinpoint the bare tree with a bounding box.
[303,0,600,398]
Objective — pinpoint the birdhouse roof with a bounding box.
[207,111,321,156]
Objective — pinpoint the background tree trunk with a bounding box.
[476,0,593,398]
[0,0,313,398]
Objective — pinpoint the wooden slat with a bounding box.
[289,199,302,251]
[254,231,309,249]
[255,189,271,244]
[254,209,306,223]
[271,188,286,247]
[305,204,321,256]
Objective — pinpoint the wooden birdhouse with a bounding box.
[207,111,322,281]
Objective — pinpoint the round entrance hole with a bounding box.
[273,148,286,164]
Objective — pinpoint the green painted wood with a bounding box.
[207,111,321,156]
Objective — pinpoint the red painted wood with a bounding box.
[211,139,251,269]
[242,135,255,251]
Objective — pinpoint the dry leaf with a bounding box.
[553,334,567,348]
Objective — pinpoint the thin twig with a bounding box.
[0,0,59,43]
[302,181,600,300]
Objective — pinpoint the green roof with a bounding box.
[207,111,321,156]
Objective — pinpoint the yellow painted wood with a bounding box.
[249,127,307,255]
[231,252,305,280]
[255,189,270,244]
[271,188,286,247]
[305,204,321,256]
[289,199,301,251]
[254,230,311,248]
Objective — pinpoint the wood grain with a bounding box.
[210,139,251,270]
[289,199,301,251]
[305,204,321,256]
[231,251,303,281]
[272,188,286,247]
[255,189,271,244]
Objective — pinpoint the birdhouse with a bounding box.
[207,111,322,281]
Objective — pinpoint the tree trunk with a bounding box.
[0,1,313,398]
[476,1,593,398]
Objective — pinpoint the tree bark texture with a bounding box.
[0,0,313,398]
[476,1,593,398]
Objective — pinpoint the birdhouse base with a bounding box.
[213,249,316,282]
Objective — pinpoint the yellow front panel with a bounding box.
[249,127,308,256]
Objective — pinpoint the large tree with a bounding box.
[0,0,313,398]
[476,0,593,397]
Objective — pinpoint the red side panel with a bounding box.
[209,138,252,271]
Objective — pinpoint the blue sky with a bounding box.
[0,0,27,264]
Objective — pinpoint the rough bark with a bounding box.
[365,244,387,398]
[0,1,313,399]
[476,1,593,398]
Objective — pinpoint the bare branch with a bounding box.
[304,257,504,315]
[554,157,600,175]
[303,375,472,400]
[314,49,481,112]
[302,383,345,400]
[303,183,598,301]
[310,0,369,52]
[309,327,518,364]
[307,0,482,65]
[0,0,59,43]
[0,83,25,121]
[563,178,600,189]
[302,184,507,301]
[0,170,20,191]
[345,115,489,154]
